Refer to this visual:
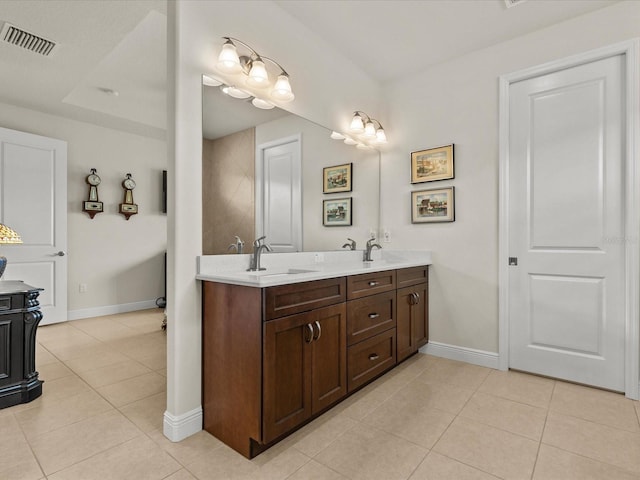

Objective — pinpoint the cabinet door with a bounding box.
[396,286,415,362]
[0,313,23,388]
[412,283,429,350]
[311,303,347,414]
[397,283,429,362]
[263,312,313,443]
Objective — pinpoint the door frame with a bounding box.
[255,134,302,251]
[498,39,640,399]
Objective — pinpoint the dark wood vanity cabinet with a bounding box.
[202,265,428,458]
[396,267,429,362]
[263,303,346,443]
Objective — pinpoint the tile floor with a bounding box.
[2,309,640,480]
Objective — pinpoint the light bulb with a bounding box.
[217,42,241,74]
[271,74,295,102]
[375,127,387,144]
[364,121,376,138]
[247,59,269,87]
[344,137,358,145]
[220,85,251,99]
[330,131,345,140]
[349,113,365,133]
[252,97,275,109]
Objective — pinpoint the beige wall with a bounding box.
[202,128,255,255]
[0,101,167,315]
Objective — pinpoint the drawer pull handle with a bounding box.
[305,323,314,343]
[368,313,379,319]
[368,281,379,287]
[313,321,322,341]
[369,353,379,361]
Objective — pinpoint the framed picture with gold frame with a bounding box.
[323,163,352,193]
[411,144,454,183]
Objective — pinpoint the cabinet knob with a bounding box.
[368,313,379,319]
[414,293,420,304]
[368,353,379,361]
[368,281,379,287]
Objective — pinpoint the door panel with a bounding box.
[508,55,624,391]
[0,127,67,325]
[263,312,312,443]
[257,137,302,253]
[311,303,346,413]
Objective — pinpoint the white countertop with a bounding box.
[196,250,432,287]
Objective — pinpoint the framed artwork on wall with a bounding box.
[323,163,352,193]
[323,197,352,226]
[411,144,454,183]
[411,187,455,223]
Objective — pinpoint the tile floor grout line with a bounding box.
[12,410,48,479]
[528,380,556,480]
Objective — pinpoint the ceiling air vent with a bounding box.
[504,0,527,7]
[0,22,56,56]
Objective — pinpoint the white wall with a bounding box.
[381,0,640,354]
[255,114,380,252]
[0,101,167,316]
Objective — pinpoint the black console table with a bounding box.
[0,281,43,408]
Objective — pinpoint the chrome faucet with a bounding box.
[363,238,382,262]
[227,236,245,254]
[342,238,356,250]
[247,236,273,271]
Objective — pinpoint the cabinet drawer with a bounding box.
[264,277,346,320]
[347,270,396,300]
[396,266,428,289]
[347,291,395,346]
[347,329,396,392]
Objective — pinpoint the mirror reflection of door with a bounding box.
[256,135,302,253]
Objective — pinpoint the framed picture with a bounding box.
[411,187,455,223]
[323,197,352,226]
[323,163,352,193]
[411,144,454,183]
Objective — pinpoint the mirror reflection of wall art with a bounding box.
[323,197,352,226]
[411,187,455,223]
[411,144,454,183]
[323,163,352,193]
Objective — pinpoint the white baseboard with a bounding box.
[422,341,500,369]
[163,407,203,442]
[67,299,159,321]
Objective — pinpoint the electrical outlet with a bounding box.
[79,283,87,293]
[314,252,325,263]
[383,229,391,243]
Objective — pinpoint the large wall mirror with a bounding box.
[202,80,380,254]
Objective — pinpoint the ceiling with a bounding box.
[0,0,618,139]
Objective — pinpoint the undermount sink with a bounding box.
[249,268,317,278]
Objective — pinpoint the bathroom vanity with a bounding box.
[198,251,431,458]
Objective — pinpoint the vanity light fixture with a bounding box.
[331,111,388,149]
[349,111,387,144]
[216,37,294,103]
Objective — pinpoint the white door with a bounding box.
[0,127,67,325]
[508,55,625,391]
[256,135,302,253]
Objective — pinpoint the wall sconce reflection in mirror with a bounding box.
[205,36,294,111]
[82,168,104,219]
[330,111,388,150]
